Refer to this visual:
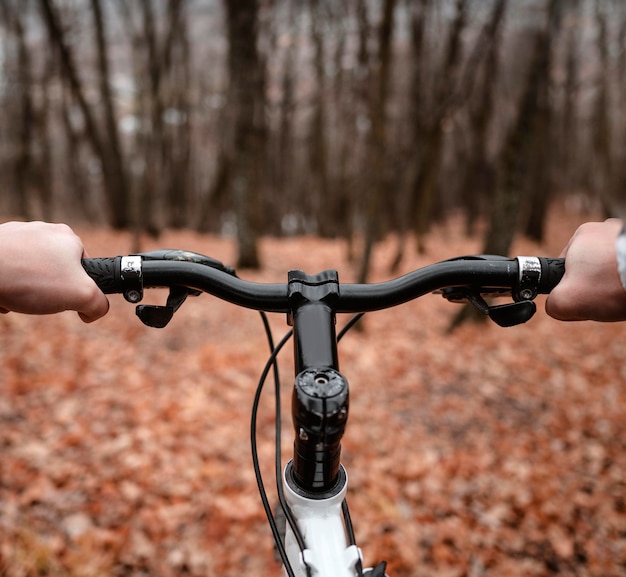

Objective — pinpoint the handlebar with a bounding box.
[82,252,565,316]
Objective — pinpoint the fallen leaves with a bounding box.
[1,212,626,576]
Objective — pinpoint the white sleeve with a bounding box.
[616,227,626,290]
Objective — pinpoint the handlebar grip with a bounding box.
[538,257,565,293]
[82,257,123,294]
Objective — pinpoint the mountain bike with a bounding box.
[83,251,564,577]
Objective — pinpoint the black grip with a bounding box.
[538,257,565,293]
[82,257,123,294]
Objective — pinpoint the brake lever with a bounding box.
[136,286,192,328]
[488,301,536,327]
[128,250,236,328]
[439,287,537,327]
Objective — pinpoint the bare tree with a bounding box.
[462,0,507,236]
[40,0,131,228]
[307,0,333,237]
[0,0,35,219]
[357,0,397,284]
[591,0,614,216]
[0,0,60,221]
[614,1,626,214]
[524,0,562,242]
[413,0,468,252]
[483,0,559,255]
[389,0,430,272]
[553,0,582,197]
[223,0,267,268]
[118,0,191,235]
[60,82,95,219]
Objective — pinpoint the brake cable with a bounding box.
[250,315,300,577]
[251,311,366,577]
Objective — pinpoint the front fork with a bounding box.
[282,462,389,577]
[282,462,362,577]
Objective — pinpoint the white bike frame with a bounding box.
[283,464,374,577]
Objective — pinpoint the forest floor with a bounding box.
[1,209,626,577]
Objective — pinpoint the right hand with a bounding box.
[546,219,626,322]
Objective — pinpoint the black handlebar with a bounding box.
[81,257,123,295]
[539,257,566,295]
[82,254,565,314]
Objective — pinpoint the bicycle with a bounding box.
[82,251,565,577]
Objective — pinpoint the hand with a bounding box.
[546,219,626,321]
[0,221,109,322]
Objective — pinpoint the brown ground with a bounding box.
[1,210,625,577]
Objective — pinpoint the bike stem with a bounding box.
[287,270,349,494]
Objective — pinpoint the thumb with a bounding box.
[77,291,110,323]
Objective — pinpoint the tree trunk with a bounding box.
[163,0,191,229]
[358,0,396,284]
[463,0,506,237]
[224,0,266,269]
[60,86,95,220]
[390,0,430,272]
[40,0,130,228]
[8,2,35,219]
[412,0,467,253]
[555,0,581,196]
[274,0,298,230]
[308,0,332,237]
[524,0,561,243]
[591,0,614,217]
[484,3,556,256]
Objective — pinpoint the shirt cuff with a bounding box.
[616,226,626,291]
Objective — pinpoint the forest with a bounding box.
[1,0,626,271]
[2,2,626,577]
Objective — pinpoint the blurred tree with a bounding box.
[411,0,468,253]
[462,0,506,237]
[0,0,56,221]
[330,2,358,251]
[0,0,35,219]
[523,0,562,243]
[358,0,397,284]
[224,0,267,268]
[392,0,475,269]
[483,0,558,256]
[40,0,131,228]
[615,2,626,215]
[307,0,330,236]
[60,83,96,220]
[591,0,614,217]
[118,0,191,236]
[389,0,430,272]
[554,0,582,199]
[272,0,298,231]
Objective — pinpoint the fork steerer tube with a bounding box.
[289,272,348,494]
[292,366,349,493]
[293,303,339,370]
